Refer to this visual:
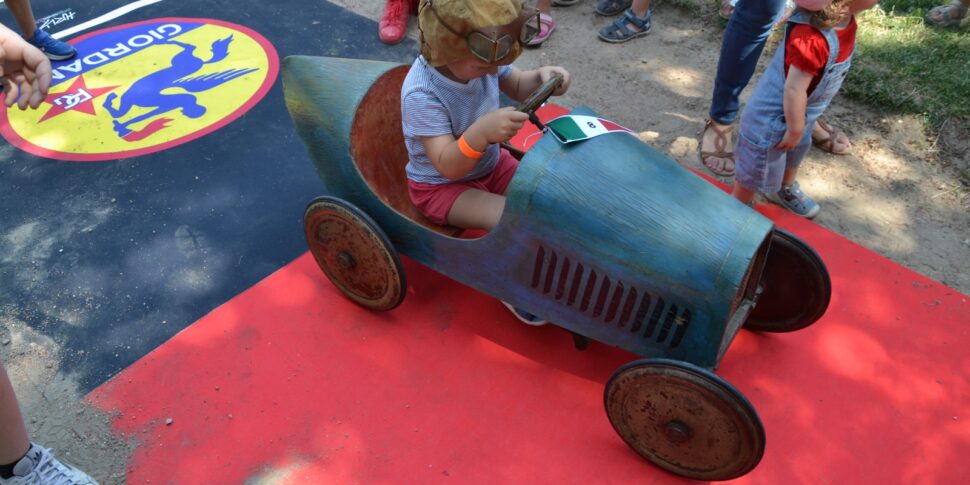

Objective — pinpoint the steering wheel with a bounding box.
[515,73,563,130]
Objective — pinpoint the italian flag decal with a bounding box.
[546,115,635,144]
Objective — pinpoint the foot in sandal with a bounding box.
[925,0,969,27]
[811,118,851,155]
[527,12,557,46]
[700,119,735,177]
[598,7,652,43]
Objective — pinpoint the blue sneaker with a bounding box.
[27,29,76,61]
[765,181,820,219]
[501,301,548,326]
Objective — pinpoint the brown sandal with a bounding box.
[811,119,851,155]
[699,119,735,176]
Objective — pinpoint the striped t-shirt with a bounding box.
[401,56,513,185]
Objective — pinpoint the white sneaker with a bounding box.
[0,444,98,485]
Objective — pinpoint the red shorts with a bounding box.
[408,149,520,226]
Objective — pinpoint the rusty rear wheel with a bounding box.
[604,359,765,481]
[303,196,406,311]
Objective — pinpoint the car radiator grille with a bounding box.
[531,245,692,348]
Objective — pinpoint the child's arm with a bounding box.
[420,107,529,180]
[776,66,814,151]
[500,65,571,102]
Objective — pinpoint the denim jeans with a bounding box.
[708,0,787,125]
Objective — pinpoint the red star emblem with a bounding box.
[38,75,120,123]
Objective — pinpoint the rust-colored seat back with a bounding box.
[349,65,461,236]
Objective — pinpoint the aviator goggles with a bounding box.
[425,0,541,64]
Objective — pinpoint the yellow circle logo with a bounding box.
[0,18,279,161]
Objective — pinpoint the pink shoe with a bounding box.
[379,0,410,45]
[527,13,556,46]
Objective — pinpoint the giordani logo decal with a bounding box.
[0,18,279,161]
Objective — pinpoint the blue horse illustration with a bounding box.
[103,35,258,138]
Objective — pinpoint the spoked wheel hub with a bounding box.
[604,359,765,481]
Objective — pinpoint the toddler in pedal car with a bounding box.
[401,0,571,324]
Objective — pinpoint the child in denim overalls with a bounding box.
[733,0,869,218]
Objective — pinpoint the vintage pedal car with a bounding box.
[282,56,831,481]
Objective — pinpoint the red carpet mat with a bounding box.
[89,108,970,483]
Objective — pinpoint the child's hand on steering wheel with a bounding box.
[537,66,570,96]
[468,107,530,146]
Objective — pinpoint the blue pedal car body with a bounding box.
[283,56,831,481]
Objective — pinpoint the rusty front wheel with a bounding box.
[604,359,765,481]
[745,228,831,332]
[303,197,406,311]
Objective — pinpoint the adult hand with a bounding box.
[0,25,53,110]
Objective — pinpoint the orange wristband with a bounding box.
[457,134,484,159]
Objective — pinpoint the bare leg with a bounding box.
[537,0,552,15]
[0,361,30,465]
[631,0,652,17]
[0,359,98,482]
[782,166,798,186]
[731,182,756,205]
[447,189,506,231]
[732,164,799,204]
[617,0,652,29]
[3,0,38,39]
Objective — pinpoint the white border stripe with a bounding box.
[51,0,164,40]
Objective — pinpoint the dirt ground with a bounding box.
[3,2,967,483]
[1,319,133,484]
